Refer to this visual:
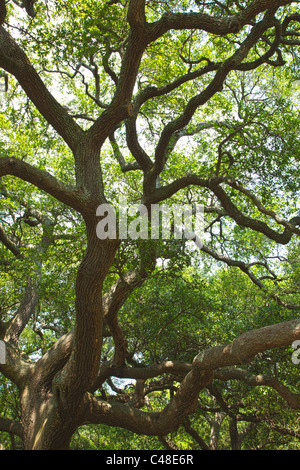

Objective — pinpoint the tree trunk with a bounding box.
[229,418,241,450]
[20,213,119,449]
[209,412,224,450]
[21,388,75,450]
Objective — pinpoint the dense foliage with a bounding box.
[0,0,299,450]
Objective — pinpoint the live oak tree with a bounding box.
[0,0,300,450]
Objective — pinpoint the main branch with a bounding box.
[0,27,83,151]
[82,319,300,436]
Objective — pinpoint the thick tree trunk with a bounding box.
[20,214,119,449]
[21,387,75,450]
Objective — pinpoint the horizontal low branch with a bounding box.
[194,319,300,369]
[0,416,23,438]
[83,368,213,436]
[97,360,191,382]
[81,319,300,435]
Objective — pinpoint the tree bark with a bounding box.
[1,0,300,450]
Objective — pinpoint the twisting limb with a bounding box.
[102,241,157,368]
[109,131,141,172]
[147,0,293,41]
[0,222,22,258]
[210,182,300,245]
[80,319,300,434]
[0,157,86,213]
[214,368,300,410]
[0,28,83,151]
[151,11,279,184]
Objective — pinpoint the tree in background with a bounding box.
[0,0,299,450]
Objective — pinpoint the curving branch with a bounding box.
[151,11,278,183]
[124,117,153,172]
[101,242,157,368]
[109,131,141,173]
[0,416,23,439]
[4,280,39,346]
[210,182,300,245]
[148,0,294,40]
[214,367,300,410]
[81,318,300,435]
[149,174,300,246]
[0,27,83,151]
[0,340,32,388]
[0,157,86,213]
[134,60,219,110]
[0,222,22,258]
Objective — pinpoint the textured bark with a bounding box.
[209,412,224,450]
[0,0,300,450]
[0,0,6,27]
